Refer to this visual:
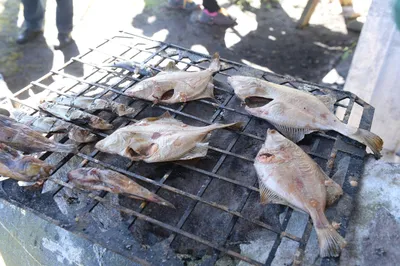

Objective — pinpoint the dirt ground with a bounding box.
[0,0,358,93]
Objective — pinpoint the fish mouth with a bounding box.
[160,89,175,101]
[126,143,159,159]
[244,97,273,108]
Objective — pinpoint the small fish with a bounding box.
[39,102,113,130]
[125,53,221,104]
[0,114,77,154]
[254,129,347,257]
[228,76,383,158]
[95,112,242,163]
[53,95,136,117]
[103,61,156,76]
[12,110,98,143]
[68,168,174,208]
[0,143,53,185]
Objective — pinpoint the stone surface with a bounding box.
[0,198,141,266]
[340,157,400,265]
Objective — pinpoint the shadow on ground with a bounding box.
[132,0,358,82]
[0,0,82,94]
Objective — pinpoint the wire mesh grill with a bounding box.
[1,31,374,266]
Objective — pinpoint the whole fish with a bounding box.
[68,168,174,208]
[103,61,156,77]
[53,95,136,117]
[125,53,220,104]
[39,102,113,130]
[0,143,53,185]
[228,76,383,158]
[12,110,98,143]
[0,114,77,154]
[254,129,346,257]
[95,112,242,163]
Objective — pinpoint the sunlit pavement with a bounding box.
[0,0,361,92]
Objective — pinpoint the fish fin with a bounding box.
[160,111,172,119]
[0,177,10,182]
[163,61,181,72]
[208,53,221,73]
[316,225,347,257]
[179,142,209,161]
[324,177,343,206]
[17,181,37,187]
[316,94,336,113]
[258,178,289,206]
[143,112,171,122]
[272,124,314,143]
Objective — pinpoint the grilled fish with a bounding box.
[228,76,383,158]
[68,168,174,208]
[12,110,98,143]
[103,61,156,77]
[53,95,136,117]
[95,112,241,163]
[125,53,221,104]
[254,129,346,257]
[39,102,113,130]
[0,114,77,154]
[0,143,53,185]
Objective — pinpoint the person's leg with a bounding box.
[56,0,73,34]
[17,0,45,44]
[21,0,45,31]
[54,0,74,49]
[199,0,235,25]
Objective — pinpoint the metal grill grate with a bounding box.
[1,31,374,265]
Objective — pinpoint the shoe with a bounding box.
[54,33,73,50]
[167,0,199,11]
[0,108,10,117]
[16,29,43,44]
[198,9,236,26]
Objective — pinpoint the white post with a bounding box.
[344,0,400,153]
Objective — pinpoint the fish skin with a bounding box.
[39,102,113,130]
[125,53,220,104]
[54,96,136,117]
[228,76,383,158]
[254,129,346,257]
[95,112,241,163]
[68,167,174,208]
[12,110,98,143]
[0,143,53,184]
[0,114,77,154]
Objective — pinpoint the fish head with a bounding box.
[19,157,54,180]
[256,129,293,164]
[69,128,98,143]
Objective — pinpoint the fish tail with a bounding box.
[316,225,347,257]
[148,194,176,209]
[210,122,245,131]
[339,125,383,159]
[312,210,347,257]
[57,143,78,154]
[208,52,221,73]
